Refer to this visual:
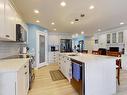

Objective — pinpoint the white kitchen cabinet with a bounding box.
[112,33,117,43]
[59,54,72,82]
[4,0,16,41]
[0,0,16,41]
[0,61,29,95]
[118,32,123,43]
[0,0,5,39]
[48,51,60,64]
[107,34,111,44]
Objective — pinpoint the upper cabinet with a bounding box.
[4,0,16,41]
[112,33,117,43]
[107,34,111,44]
[106,31,124,44]
[0,0,5,39]
[0,0,26,41]
[118,32,123,43]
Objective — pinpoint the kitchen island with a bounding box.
[59,53,117,95]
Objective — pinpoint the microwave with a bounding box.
[16,24,27,42]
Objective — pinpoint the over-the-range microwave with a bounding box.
[16,24,27,42]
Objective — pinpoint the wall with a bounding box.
[0,42,26,59]
[84,36,94,53]
[27,24,48,67]
[48,32,72,52]
[27,24,48,55]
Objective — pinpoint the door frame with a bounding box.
[36,31,48,68]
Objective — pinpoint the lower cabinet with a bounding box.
[0,62,29,95]
[48,51,60,64]
[59,54,72,82]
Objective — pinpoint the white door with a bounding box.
[36,31,48,68]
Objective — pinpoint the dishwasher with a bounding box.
[71,59,85,95]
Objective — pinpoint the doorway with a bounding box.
[36,31,48,68]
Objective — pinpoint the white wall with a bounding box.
[84,37,94,53]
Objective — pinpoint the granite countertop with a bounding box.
[0,58,29,73]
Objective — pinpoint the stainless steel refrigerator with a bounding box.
[60,39,72,52]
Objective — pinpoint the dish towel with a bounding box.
[73,63,81,81]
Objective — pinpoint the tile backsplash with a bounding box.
[0,42,26,59]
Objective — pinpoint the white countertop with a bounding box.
[60,53,118,63]
[0,58,29,73]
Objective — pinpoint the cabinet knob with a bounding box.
[25,72,27,75]
[5,35,10,38]
[24,65,27,68]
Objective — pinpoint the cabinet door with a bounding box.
[5,0,16,41]
[17,66,25,95]
[0,73,16,95]
[118,32,123,43]
[107,34,111,44]
[112,33,117,43]
[0,0,5,38]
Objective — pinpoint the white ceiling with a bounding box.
[13,0,127,36]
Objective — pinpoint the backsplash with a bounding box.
[0,42,26,59]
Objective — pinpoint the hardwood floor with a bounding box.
[28,64,127,95]
[28,64,78,95]
[115,70,127,95]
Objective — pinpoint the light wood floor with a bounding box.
[115,70,127,95]
[28,64,78,95]
[28,64,127,95]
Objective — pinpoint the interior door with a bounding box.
[37,32,47,68]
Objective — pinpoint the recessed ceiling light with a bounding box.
[120,22,124,25]
[53,28,56,31]
[51,22,55,25]
[81,31,84,34]
[89,5,95,10]
[98,29,101,31]
[70,21,74,24]
[60,1,66,7]
[36,20,40,23]
[34,9,39,14]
